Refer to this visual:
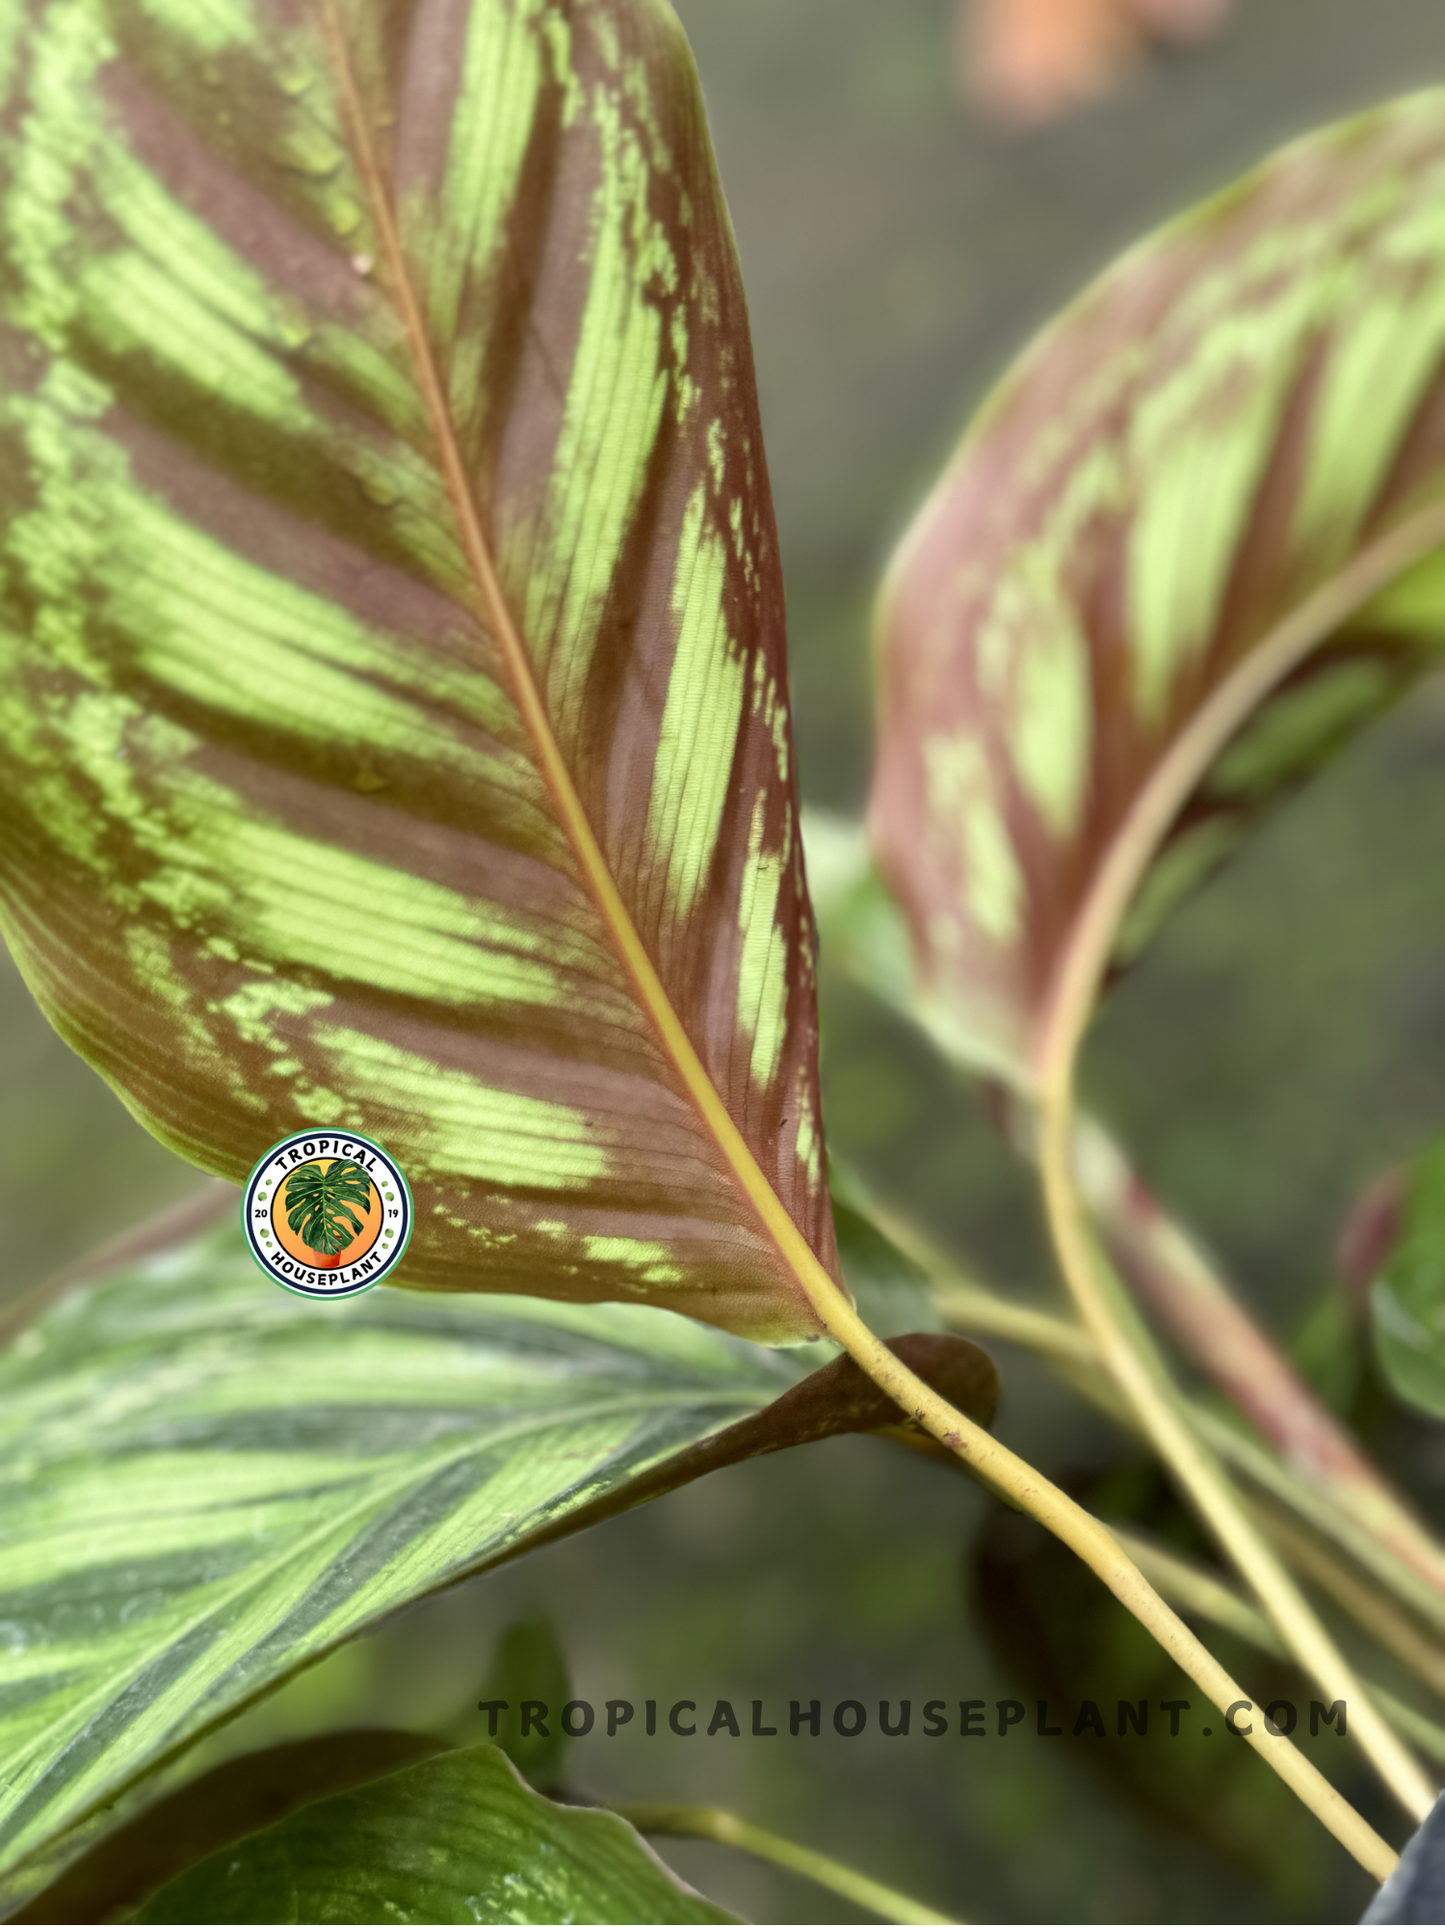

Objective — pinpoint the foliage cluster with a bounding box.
[5,2,1445,1921]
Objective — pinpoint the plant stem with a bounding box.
[1110,1525,1445,1769]
[613,1804,956,1926]
[1076,1115,1445,1605]
[874,1115,1445,1640]
[1036,1089,1435,1821]
[1109,1524,1285,1652]
[1194,1412,1445,1640]
[930,1280,1097,1366]
[928,1262,1445,1692]
[1254,1504,1445,1702]
[813,1286,1397,1880]
[1020,504,1445,1829]
[329,0,1418,1856]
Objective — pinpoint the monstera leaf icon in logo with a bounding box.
[284,1160,374,1266]
[242,1131,413,1298]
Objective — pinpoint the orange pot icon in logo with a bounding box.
[242,1132,412,1298]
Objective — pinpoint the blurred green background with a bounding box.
[6,1,1445,1919]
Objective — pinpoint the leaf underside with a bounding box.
[870,93,1445,1080]
[0,0,836,1341]
[133,1745,734,1925]
[0,1219,799,1894]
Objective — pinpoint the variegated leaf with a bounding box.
[0,0,834,1342]
[0,1213,797,1892]
[870,94,1445,1083]
[0,1204,994,1896]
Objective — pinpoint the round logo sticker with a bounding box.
[242,1131,412,1298]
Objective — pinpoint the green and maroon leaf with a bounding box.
[0,0,835,1343]
[870,94,1445,1082]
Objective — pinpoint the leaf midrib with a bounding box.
[318,0,834,1331]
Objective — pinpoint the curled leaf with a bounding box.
[871,95,1445,1083]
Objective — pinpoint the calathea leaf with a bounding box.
[284,1158,372,1256]
[132,1744,734,1925]
[869,93,1445,1082]
[0,1204,995,1894]
[0,0,836,1341]
[0,1214,793,1894]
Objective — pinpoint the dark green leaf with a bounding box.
[14,1732,447,1926]
[132,1744,734,1925]
[1372,1140,1445,1417]
[0,0,838,1343]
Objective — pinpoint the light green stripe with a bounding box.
[313,1029,612,1190]
[643,485,745,921]
[518,81,673,739]
[428,0,547,434]
[734,794,789,1090]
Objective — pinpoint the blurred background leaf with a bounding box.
[1373,1142,1445,1419]
[479,1618,575,1793]
[871,90,1445,1085]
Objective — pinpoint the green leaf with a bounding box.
[869,94,1445,1081]
[0,0,837,1343]
[14,1731,448,1926]
[0,1212,795,1895]
[283,1159,373,1257]
[131,1744,733,1925]
[1372,1140,1445,1417]
[0,1204,994,1898]
[477,1617,573,1791]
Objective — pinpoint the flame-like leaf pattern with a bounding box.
[871,95,1445,1081]
[0,0,837,1340]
